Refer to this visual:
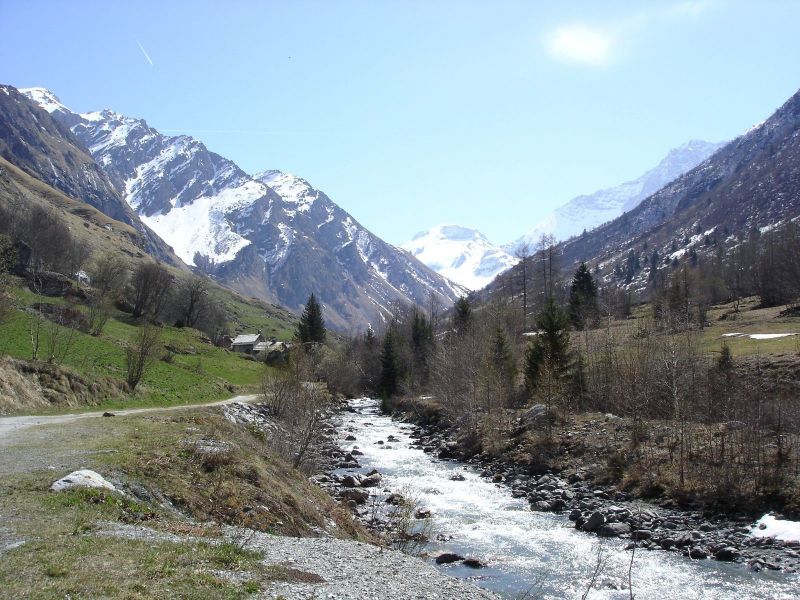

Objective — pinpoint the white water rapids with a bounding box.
[333,398,799,599]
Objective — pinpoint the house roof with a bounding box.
[252,342,268,352]
[232,333,261,345]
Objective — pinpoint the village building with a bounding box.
[230,332,263,353]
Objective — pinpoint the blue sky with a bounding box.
[2,0,799,245]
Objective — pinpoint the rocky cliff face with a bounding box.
[21,87,465,331]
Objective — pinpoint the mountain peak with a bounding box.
[402,225,516,290]
[19,87,69,114]
[254,170,317,211]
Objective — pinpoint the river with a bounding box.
[333,398,799,599]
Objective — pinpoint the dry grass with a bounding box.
[0,405,371,597]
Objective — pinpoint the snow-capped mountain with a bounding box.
[22,87,465,331]
[0,85,182,266]
[507,140,726,249]
[401,224,517,290]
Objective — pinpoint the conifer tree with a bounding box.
[296,293,326,346]
[568,263,598,329]
[524,297,572,393]
[411,309,434,387]
[453,296,472,335]
[378,325,400,399]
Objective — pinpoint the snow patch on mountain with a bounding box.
[19,87,69,114]
[255,170,318,214]
[401,224,517,290]
[141,179,265,265]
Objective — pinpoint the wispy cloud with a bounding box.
[544,0,714,68]
[546,24,614,67]
[137,40,154,67]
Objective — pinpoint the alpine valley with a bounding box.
[19,87,465,332]
[403,140,725,291]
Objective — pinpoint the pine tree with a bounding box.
[490,327,515,383]
[524,297,572,393]
[378,326,400,399]
[567,263,598,329]
[452,296,472,334]
[296,293,326,346]
[410,309,434,387]
[364,323,376,348]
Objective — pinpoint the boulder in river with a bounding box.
[462,558,485,569]
[360,474,382,487]
[598,522,631,537]
[341,475,360,488]
[714,547,740,561]
[582,511,606,533]
[435,552,465,565]
[385,493,405,505]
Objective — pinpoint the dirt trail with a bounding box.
[0,394,258,444]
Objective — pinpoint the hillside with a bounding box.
[508,140,726,248]
[20,87,465,332]
[486,87,800,299]
[0,155,297,415]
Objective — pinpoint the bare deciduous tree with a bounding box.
[129,262,172,320]
[261,350,330,471]
[125,324,162,391]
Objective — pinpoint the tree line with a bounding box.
[320,223,800,509]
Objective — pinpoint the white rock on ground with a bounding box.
[50,469,116,492]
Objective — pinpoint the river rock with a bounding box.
[631,529,653,541]
[598,522,631,537]
[435,552,464,565]
[360,474,382,487]
[386,493,405,505]
[450,473,466,481]
[714,547,740,561]
[462,558,485,568]
[415,508,432,519]
[340,489,369,504]
[582,511,606,533]
[689,547,709,559]
[50,470,115,493]
[341,475,360,488]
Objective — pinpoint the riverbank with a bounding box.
[0,396,505,598]
[380,394,800,575]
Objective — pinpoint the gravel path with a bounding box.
[0,394,258,443]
